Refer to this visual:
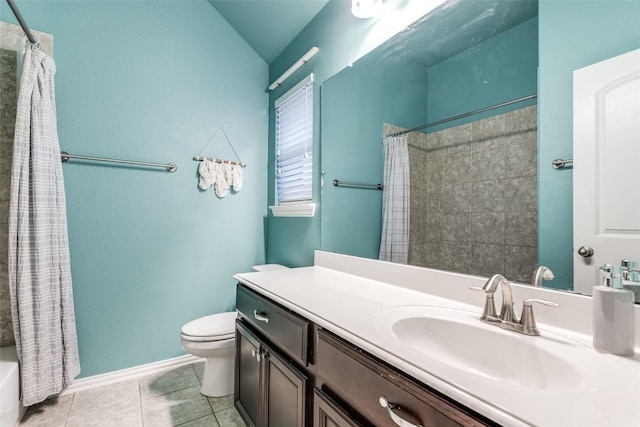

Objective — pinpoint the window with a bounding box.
[270,74,315,217]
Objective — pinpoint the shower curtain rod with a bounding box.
[385,93,537,138]
[6,0,39,45]
[61,152,177,173]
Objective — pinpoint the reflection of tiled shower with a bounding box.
[0,23,53,346]
[386,105,538,283]
[0,43,18,348]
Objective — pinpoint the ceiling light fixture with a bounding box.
[351,0,383,19]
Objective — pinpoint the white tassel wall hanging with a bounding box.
[194,128,246,198]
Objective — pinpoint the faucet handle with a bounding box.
[520,298,560,336]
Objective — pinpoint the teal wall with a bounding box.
[427,17,538,128]
[1,0,267,377]
[321,55,429,259]
[538,0,640,290]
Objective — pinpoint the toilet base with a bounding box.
[200,345,235,397]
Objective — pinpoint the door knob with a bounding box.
[578,245,594,258]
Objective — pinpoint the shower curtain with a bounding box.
[8,43,80,406]
[378,134,410,264]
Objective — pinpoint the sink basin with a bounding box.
[375,306,583,391]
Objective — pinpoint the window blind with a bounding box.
[275,74,313,204]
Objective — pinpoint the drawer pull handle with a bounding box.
[253,310,270,323]
[379,396,423,427]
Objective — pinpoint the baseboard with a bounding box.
[61,354,202,396]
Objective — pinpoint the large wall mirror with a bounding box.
[319,0,640,302]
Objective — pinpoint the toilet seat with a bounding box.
[181,311,237,342]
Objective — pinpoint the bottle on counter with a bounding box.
[593,264,635,356]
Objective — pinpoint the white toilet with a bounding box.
[180,264,288,397]
[180,311,237,397]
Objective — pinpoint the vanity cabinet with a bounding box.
[235,284,311,427]
[315,329,497,427]
[235,283,497,427]
[313,388,363,427]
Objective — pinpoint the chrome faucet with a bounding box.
[472,274,560,336]
[532,266,554,287]
[481,274,517,323]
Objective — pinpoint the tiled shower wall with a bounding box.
[386,105,538,284]
[0,22,52,347]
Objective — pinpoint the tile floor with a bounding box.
[18,362,247,427]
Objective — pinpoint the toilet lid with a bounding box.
[181,311,237,340]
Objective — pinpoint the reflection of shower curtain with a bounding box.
[379,134,410,263]
[8,43,80,406]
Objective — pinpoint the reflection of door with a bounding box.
[573,48,640,294]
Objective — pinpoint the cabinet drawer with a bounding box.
[313,388,364,427]
[316,329,496,427]
[236,284,311,366]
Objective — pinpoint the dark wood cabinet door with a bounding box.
[235,321,263,427]
[265,344,308,427]
[313,388,364,427]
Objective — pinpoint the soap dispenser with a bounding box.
[593,265,635,356]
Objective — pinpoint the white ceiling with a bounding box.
[208,0,330,64]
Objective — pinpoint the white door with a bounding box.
[573,48,640,294]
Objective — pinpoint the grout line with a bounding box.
[63,393,75,427]
[137,377,145,427]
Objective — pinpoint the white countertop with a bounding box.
[234,251,640,427]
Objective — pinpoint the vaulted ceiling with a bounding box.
[208,0,330,64]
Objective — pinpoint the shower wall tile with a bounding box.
[473,244,506,278]
[0,199,11,347]
[471,148,505,181]
[472,212,506,245]
[408,241,423,267]
[504,175,537,211]
[473,112,508,141]
[505,211,538,247]
[504,130,537,178]
[505,246,538,283]
[425,190,442,213]
[443,212,472,242]
[0,46,17,347]
[443,152,472,184]
[442,181,470,213]
[470,180,505,212]
[408,149,424,183]
[424,241,442,267]
[0,321,14,347]
[429,123,473,156]
[506,104,537,132]
[441,241,473,274]
[471,134,508,153]
[425,156,443,192]
[0,142,13,201]
[425,212,443,242]
[405,105,537,283]
[0,51,17,142]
